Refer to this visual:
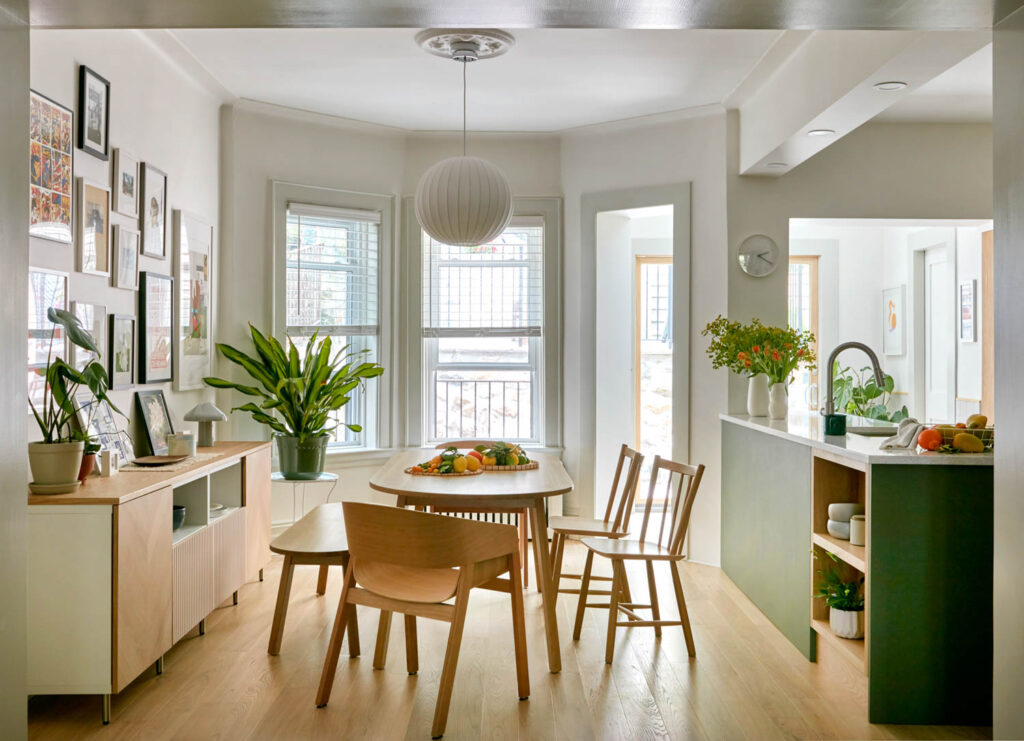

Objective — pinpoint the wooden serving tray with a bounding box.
[404,467,484,477]
[483,461,540,471]
[133,455,189,467]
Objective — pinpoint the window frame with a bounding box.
[272,182,396,453]
[402,196,563,450]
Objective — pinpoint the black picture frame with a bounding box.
[138,271,174,384]
[107,314,135,389]
[77,65,110,161]
[135,389,174,456]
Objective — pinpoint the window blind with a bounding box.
[286,203,379,337]
[422,217,544,338]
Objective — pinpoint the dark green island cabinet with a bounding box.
[721,413,993,726]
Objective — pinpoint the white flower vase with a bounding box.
[829,608,864,639]
[768,382,788,420]
[747,375,770,417]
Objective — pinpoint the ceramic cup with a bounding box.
[167,432,197,457]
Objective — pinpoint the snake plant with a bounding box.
[204,324,384,442]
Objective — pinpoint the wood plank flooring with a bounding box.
[28,541,991,740]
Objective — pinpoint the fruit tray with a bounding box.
[937,426,994,447]
[482,461,540,471]
[404,467,483,477]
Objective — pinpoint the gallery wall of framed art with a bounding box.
[27,32,221,450]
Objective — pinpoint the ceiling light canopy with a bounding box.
[414,29,515,246]
[807,128,836,137]
[873,80,908,91]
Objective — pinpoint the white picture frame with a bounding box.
[75,177,111,277]
[882,285,907,356]
[960,279,978,342]
[111,148,139,218]
[69,301,106,371]
[139,162,167,258]
[173,210,214,390]
[111,224,139,291]
[28,268,68,407]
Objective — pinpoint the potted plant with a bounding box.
[832,362,909,423]
[28,308,120,488]
[703,315,816,419]
[814,551,865,639]
[204,324,385,480]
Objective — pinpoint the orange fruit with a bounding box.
[918,428,943,451]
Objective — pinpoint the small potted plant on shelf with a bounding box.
[815,550,865,639]
[204,324,385,480]
[28,308,121,491]
[702,315,816,419]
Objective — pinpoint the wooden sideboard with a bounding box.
[27,441,272,723]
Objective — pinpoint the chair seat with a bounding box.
[270,502,348,558]
[579,537,681,561]
[548,515,629,538]
[355,562,460,603]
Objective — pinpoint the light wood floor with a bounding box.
[29,541,990,740]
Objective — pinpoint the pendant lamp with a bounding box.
[414,29,515,246]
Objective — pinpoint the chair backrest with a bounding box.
[342,501,518,570]
[434,440,496,450]
[600,444,645,531]
[635,456,705,556]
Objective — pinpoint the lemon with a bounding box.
[465,456,481,471]
[482,455,497,466]
[452,456,468,473]
[953,432,985,453]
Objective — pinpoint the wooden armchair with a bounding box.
[316,502,529,739]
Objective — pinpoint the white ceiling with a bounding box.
[170,28,783,132]
[874,43,991,123]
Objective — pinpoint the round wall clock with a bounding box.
[737,234,779,277]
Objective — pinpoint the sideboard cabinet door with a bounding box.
[243,448,272,579]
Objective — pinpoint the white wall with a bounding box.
[956,226,984,401]
[562,112,729,565]
[29,30,223,446]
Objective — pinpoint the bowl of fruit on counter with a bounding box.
[476,442,539,471]
[406,446,485,476]
[916,414,994,454]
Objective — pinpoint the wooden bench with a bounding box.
[267,503,359,655]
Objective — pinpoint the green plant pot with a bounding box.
[275,434,329,480]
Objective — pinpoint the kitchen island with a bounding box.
[721,412,993,726]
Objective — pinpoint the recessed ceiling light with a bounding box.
[766,162,788,169]
[807,129,836,137]
[873,81,908,92]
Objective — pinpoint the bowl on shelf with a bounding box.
[172,505,187,531]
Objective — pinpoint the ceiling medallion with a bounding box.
[415,29,516,62]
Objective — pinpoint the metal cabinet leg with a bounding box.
[233,590,239,606]
[101,694,111,724]
[199,618,206,636]
[155,655,164,675]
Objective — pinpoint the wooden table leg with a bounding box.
[316,564,329,595]
[267,555,295,655]
[528,502,561,672]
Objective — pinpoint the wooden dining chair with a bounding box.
[547,443,643,606]
[433,440,534,588]
[572,455,705,664]
[316,502,529,740]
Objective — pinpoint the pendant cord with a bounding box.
[462,59,467,156]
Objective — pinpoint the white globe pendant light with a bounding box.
[414,30,515,246]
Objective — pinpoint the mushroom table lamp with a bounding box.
[184,402,228,448]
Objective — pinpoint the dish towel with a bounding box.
[880,418,924,449]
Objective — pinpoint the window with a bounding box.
[423,218,544,442]
[286,203,380,448]
[788,256,819,412]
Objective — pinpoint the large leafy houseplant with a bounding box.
[28,308,121,485]
[831,362,909,423]
[204,325,385,478]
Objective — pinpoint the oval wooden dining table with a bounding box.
[369,450,573,672]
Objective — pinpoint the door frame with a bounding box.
[634,255,673,448]
[788,255,820,410]
[908,227,957,422]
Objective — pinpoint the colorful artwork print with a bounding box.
[174,212,213,390]
[139,272,173,384]
[29,91,73,244]
[882,285,907,356]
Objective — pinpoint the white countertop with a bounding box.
[721,412,993,466]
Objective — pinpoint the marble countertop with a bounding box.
[721,412,993,466]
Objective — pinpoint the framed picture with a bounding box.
[139,271,174,384]
[77,65,110,161]
[135,389,174,456]
[960,279,978,342]
[882,285,907,356]
[111,148,139,217]
[69,301,106,371]
[108,314,135,389]
[29,90,73,244]
[28,268,68,406]
[76,178,111,276]
[139,163,167,258]
[111,224,140,290]
[173,211,213,390]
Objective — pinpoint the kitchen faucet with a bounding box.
[823,342,886,416]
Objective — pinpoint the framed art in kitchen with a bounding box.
[108,314,135,389]
[69,301,106,372]
[75,178,111,276]
[111,148,139,217]
[29,90,73,244]
[28,268,68,406]
[111,224,140,290]
[173,210,213,390]
[77,65,110,161]
[138,271,174,384]
[139,163,167,258]
[135,389,174,456]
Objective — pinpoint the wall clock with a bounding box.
[737,234,779,277]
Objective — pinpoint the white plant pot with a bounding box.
[28,441,85,485]
[829,608,864,639]
[747,375,770,417]
[769,383,788,420]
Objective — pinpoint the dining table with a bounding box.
[369,450,574,672]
